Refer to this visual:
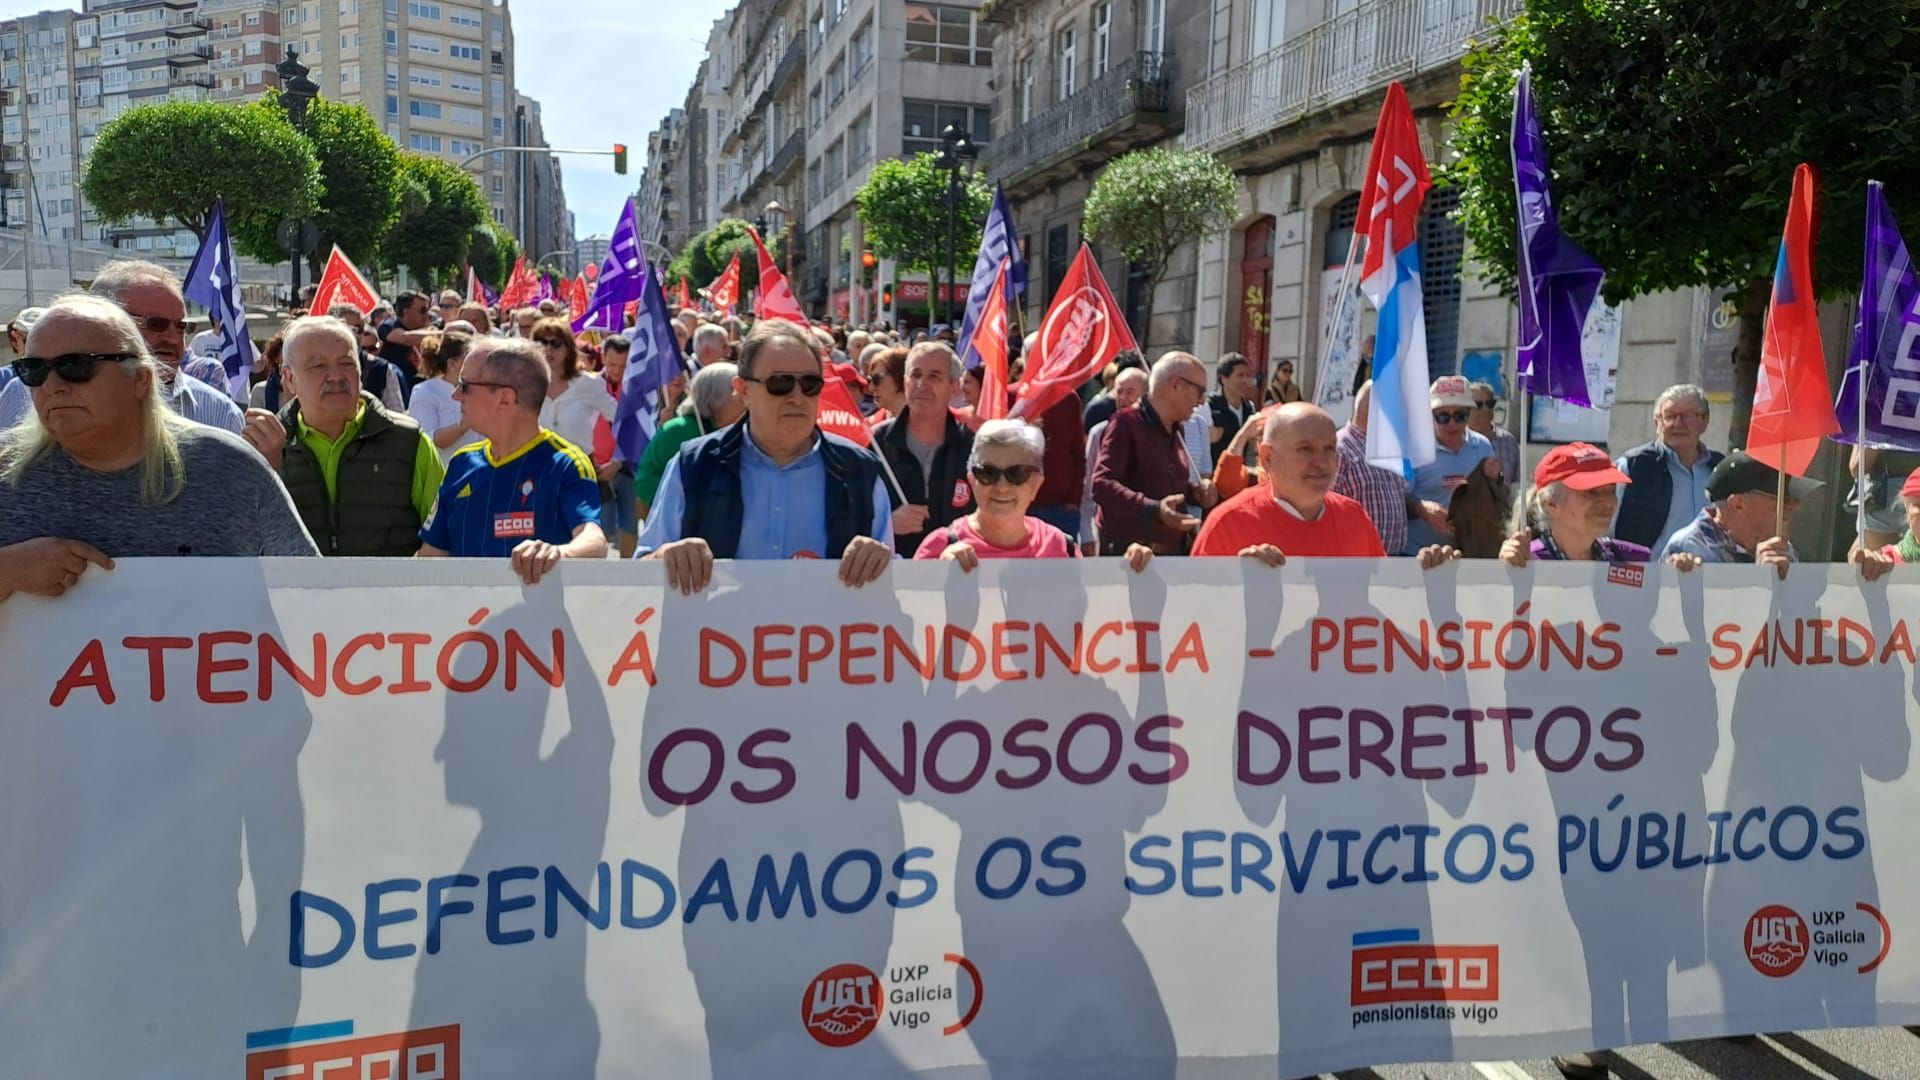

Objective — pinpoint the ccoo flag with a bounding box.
[1512,63,1605,405]
[610,262,687,463]
[309,245,379,316]
[1834,181,1920,451]
[749,226,808,323]
[706,254,742,313]
[1009,244,1135,421]
[180,197,256,400]
[956,183,1027,372]
[1358,82,1436,471]
[1749,163,1839,477]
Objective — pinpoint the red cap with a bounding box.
[1903,471,1920,501]
[1534,442,1630,491]
[832,362,869,391]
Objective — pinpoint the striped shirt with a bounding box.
[420,429,602,557]
[1333,422,1409,557]
[0,365,244,434]
[179,354,230,395]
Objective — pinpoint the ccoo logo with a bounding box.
[1038,286,1111,381]
[802,963,881,1047]
[1747,904,1809,978]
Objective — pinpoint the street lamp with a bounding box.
[274,46,321,310]
[763,199,795,294]
[933,123,978,327]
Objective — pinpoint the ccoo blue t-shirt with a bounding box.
[421,430,602,557]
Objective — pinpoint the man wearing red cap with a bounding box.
[1878,470,1920,564]
[1501,443,1702,569]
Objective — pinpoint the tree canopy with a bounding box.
[855,153,991,278]
[1441,0,1920,439]
[81,99,319,252]
[380,152,492,288]
[1082,146,1238,318]
[468,222,518,289]
[691,218,762,295]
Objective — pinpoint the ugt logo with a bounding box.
[1746,904,1809,978]
[802,963,881,1048]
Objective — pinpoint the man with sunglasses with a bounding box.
[0,261,247,437]
[872,342,975,556]
[1404,375,1496,555]
[636,318,894,594]
[416,337,607,585]
[1089,352,1220,556]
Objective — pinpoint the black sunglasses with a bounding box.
[970,463,1037,486]
[12,352,136,387]
[1474,399,1495,409]
[457,377,512,394]
[1433,409,1471,424]
[127,313,191,335]
[744,371,825,397]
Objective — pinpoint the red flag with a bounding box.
[464,265,483,306]
[569,273,591,315]
[706,253,741,313]
[1010,243,1137,420]
[499,257,537,310]
[1749,163,1838,477]
[678,277,692,309]
[309,245,379,315]
[749,226,808,323]
[818,368,872,449]
[975,259,1012,421]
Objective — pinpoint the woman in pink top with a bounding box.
[916,419,1153,571]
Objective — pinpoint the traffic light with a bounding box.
[881,284,893,308]
[613,143,628,175]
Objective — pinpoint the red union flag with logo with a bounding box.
[1749,162,1839,477]
[750,226,809,323]
[308,245,379,315]
[817,366,873,449]
[1010,243,1135,420]
[706,253,742,313]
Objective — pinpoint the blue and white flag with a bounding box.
[956,183,1026,371]
[1834,181,1920,451]
[611,262,687,464]
[181,197,255,401]
[1357,83,1436,471]
[574,197,646,334]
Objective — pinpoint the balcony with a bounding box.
[767,127,804,183]
[166,17,213,35]
[168,44,214,64]
[169,72,216,89]
[981,51,1176,196]
[1184,0,1519,156]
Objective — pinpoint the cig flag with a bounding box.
[1834,181,1920,451]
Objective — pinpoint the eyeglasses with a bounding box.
[126,313,190,336]
[743,371,825,397]
[1473,399,1495,409]
[534,338,566,348]
[1175,375,1207,396]
[12,352,136,387]
[970,463,1038,486]
[456,377,512,394]
[1432,409,1471,424]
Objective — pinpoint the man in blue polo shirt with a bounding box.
[1405,375,1496,554]
[637,318,893,594]
[417,337,606,584]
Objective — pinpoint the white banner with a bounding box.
[4,559,1919,1078]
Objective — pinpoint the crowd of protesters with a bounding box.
[0,258,1903,606]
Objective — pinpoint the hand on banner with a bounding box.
[1501,528,1534,567]
[892,504,930,536]
[1850,545,1896,582]
[1418,544,1462,569]
[0,537,113,601]
[1239,543,1287,568]
[652,537,715,595]
[1125,543,1155,573]
[1667,552,1704,573]
[838,536,893,588]
[1156,493,1201,533]
[510,538,564,586]
[940,541,982,573]
[242,408,287,470]
[1194,479,1221,510]
[1756,536,1793,579]
[1419,500,1455,539]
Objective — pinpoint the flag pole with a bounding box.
[871,440,907,506]
[1316,232,1362,404]
[1775,447,1788,540]
[1857,369,1869,543]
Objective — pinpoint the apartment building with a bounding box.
[203,0,281,103]
[636,106,687,254]
[513,91,571,268]
[711,0,806,280]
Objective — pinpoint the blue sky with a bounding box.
[0,0,732,237]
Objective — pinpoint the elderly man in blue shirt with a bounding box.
[637,318,894,593]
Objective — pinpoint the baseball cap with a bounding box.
[1429,375,1475,410]
[1534,442,1631,491]
[1708,450,1823,502]
[1902,470,1920,501]
[832,362,869,391]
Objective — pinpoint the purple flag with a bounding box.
[956,183,1027,372]
[1835,182,1920,450]
[1512,63,1605,405]
[611,262,687,463]
[574,197,645,333]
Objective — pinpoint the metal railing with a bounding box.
[1184,0,1520,154]
[982,51,1174,183]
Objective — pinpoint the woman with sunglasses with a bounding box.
[915,419,1153,572]
[531,318,614,455]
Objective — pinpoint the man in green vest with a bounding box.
[248,315,443,556]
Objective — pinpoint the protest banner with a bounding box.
[2,559,1917,1077]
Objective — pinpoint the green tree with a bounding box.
[856,153,991,318]
[1442,0,1920,444]
[1082,146,1238,328]
[693,219,762,296]
[81,100,319,256]
[380,152,491,288]
[240,95,401,277]
[665,245,696,291]
[468,222,518,289]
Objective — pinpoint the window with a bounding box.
[1045,225,1070,301]
[1093,3,1111,75]
[409,33,441,54]
[449,43,481,61]
[825,138,842,184]
[902,101,991,157]
[451,105,481,126]
[447,8,481,28]
[850,17,873,74]
[449,73,480,93]
[245,39,262,56]
[809,6,824,53]
[385,93,397,115]
[826,57,843,105]
[387,64,399,88]
[450,137,481,156]
[905,4,994,66]
[341,32,359,49]
[385,29,397,51]
[406,1,440,18]
[1018,57,1034,122]
[1144,0,1165,53]
[1056,27,1076,98]
[409,99,441,118]
[408,68,441,87]
[808,85,822,129]
[491,115,503,137]
[246,13,261,25]
[409,132,441,152]
[808,159,822,202]
[491,175,503,192]
[849,110,871,165]
[492,205,504,224]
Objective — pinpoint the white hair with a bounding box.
[89,259,183,305]
[281,315,359,370]
[1654,384,1709,420]
[1147,351,1202,393]
[1508,481,1570,536]
[967,418,1046,471]
[0,293,186,505]
[907,340,962,381]
[681,361,739,422]
[692,323,729,353]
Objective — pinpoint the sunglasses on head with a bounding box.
[12,352,136,387]
[744,371,825,397]
[970,463,1037,486]
[129,314,191,335]
[1433,409,1471,424]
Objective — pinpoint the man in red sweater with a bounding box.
[1194,402,1458,568]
